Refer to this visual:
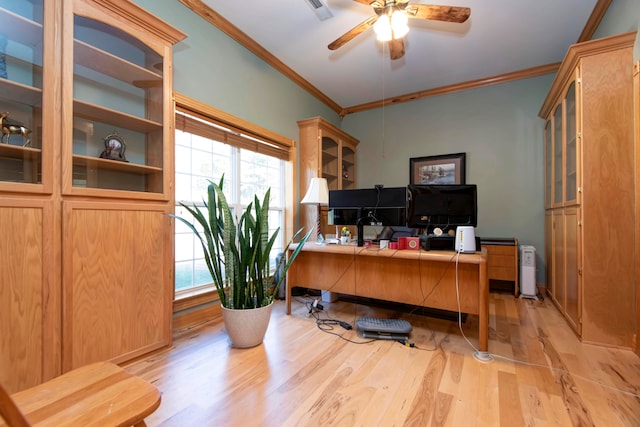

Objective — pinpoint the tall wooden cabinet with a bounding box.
[298,117,358,239]
[0,0,185,393]
[539,32,636,348]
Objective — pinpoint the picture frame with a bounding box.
[410,152,466,185]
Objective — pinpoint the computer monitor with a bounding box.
[407,184,477,233]
[329,187,408,246]
[328,187,407,227]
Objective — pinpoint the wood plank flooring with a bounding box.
[125,292,640,426]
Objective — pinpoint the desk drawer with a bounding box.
[482,238,518,295]
[488,253,516,269]
[489,265,516,281]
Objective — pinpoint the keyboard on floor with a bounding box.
[356,317,412,335]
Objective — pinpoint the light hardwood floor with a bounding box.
[126,292,640,426]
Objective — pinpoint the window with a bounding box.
[173,95,295,299]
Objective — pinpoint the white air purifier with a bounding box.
[455,226,476,253]
[519,245,537,299]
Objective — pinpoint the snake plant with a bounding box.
[173,176,311,309]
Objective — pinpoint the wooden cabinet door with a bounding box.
[564,80,579,204]
[544,210,553,298]
[552,209,565,309]
[320,135,339,190]
[564,207,581,334]
[63,0,184,199]
[0,199,56,393]
[552,104,563,207]
[544,121,552,209]
[62,201,172,370]
[0,0,52,192]
[340,143,356,190]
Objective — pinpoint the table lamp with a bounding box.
[301,177,329,244]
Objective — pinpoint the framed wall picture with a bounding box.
[410,152,466,185]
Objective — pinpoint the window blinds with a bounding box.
[175,107,290,161]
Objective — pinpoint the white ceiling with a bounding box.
[202,0,599,109]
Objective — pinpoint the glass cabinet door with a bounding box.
[341,145,355,190]
[552,104,563,205]
[69,14,164,194]
[321,136,338,191]
[564,81,577,203]
[0,0,44,186]
[544,120,552,208]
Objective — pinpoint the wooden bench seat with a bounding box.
[0,362,160,427]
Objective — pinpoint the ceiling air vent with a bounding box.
[305,0,333,21]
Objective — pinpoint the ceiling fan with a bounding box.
[328,0,471,60]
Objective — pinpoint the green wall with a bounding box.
[342,76,552,283]
[132,0,637,286]
[593,0,640,59]
[131,0,341,139]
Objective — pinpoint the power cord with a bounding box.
[303,301,379,344]
[449,251,640,398]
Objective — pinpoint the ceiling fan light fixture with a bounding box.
[391,10,409,39]
[373,14,392,41]
[373,9,409,42]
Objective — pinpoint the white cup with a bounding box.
[340,236,349,245]
[380,239,389,249]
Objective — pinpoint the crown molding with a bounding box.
[179,0,611,118]
[178,0,342,115]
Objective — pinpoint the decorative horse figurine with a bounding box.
[0,111,32,147]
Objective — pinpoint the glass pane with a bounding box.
[341,146,355,189]
[0,0,43,185]
[321,136,339,190]
[553,104,563,204]
[544,121,552,206]
[564,82,577,202]
[71,15,164,193]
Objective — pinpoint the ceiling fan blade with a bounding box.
[328,15,378,50]
[389,37,405,60]
[406,4,471,23]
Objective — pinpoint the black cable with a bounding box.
[310,308,377,344]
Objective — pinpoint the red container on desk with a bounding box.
[398,237,420,250]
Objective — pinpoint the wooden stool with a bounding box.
[0,361,160,427]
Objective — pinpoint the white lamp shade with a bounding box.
[301,177,329,205]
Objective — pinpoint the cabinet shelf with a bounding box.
[72,154,162,174]
[0,143,41,160]
[0,77,43,107]
[0,7,42,47]
[74,40,162,88]
[322,150,337,161]
[74,99,162,133]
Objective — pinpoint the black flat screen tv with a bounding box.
[328,187,407,227]
[407,184,477,231]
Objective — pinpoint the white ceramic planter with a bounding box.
[221,302,274,348]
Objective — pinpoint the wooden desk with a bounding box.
[286,243,489,351]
